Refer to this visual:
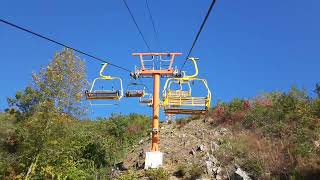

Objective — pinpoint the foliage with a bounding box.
[0,111,150,179]
[315,83,320,98]
[188,165,204,180]
[211,86,320,179]
[7,86,43,119]
[174,164,187,177]
[173,164,204,180]
[2,48,320,179]
[175,118,192,128]
[0,48,150,179]
[210,98,249,126]
[118,169,139,180]
[144,168,169,180]
[32,48,89,117]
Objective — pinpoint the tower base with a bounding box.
[144,151,163,169]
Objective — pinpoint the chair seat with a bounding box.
[85,91,120,100]
[164,108,208,115]
[140,99,152,104]
[125,90,144,97]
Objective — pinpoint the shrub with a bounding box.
[226,98,245,113]
[174,164,187,177]
[214,87,320,178]
[210,98,251,126]
[313,99,320,118]
[242,157,264,178]
[118,170,139,180]
[176,118,191,128]
[188,165,204,180]
[145,168,169,180]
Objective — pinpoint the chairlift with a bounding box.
[162,57,211,115]
[166,79,192,98]
[125,82,146,98]
[139,92,153,106]
[85,63,123,104]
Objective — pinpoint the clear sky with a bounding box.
[0,0,319,119]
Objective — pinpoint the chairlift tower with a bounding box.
[86,53,211,169]
[131,52,181,168]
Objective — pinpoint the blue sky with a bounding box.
[1,0,319,119]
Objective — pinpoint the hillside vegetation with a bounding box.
[207,86,320,179]
[0,48,319,179]
[0,49,150,179]
[119,87,320,180]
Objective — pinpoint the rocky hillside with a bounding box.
[120,118,250,180]
[114,87,320,180]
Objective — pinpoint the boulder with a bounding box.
[189,149,196,155]
[197,144,206,152]
[139,139,144,144]
[115,162,128,171]
[235,167,251,180]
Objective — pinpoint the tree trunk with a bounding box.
[25,154,40,180]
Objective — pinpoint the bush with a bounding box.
[212,87,320,178]
[209,98,253,127]
[174,164,187,177]
[144,168,169,180]
[242,158,264,178]
[313,99,320,118]
[188,165,204,180]
[118,170,139,180]
[176,118,192,128]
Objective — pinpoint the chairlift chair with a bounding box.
[162,57,211,115]
[85,63,123,104]
[125,82,146,98]
[166,79,192,97]
[139,92,153,106]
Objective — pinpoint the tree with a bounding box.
[315,83,320,99]
[7,86,43,119]
[32,48,89,117]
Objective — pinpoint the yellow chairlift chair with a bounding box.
[124,82,146,98]
[139,92,153,106]
[85,63,123,104]
[162,57,211,115]
[166,79,192,98]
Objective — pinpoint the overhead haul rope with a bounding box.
[0,18,131,72]
[122,0,152,52]
[145,0,161,51]
[180,0,217,71]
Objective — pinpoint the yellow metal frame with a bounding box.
[166,79,192,97]
[162,57,211,114]
[163,78,211,108]
[86,63,123,104]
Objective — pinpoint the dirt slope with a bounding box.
[119,118,248,179]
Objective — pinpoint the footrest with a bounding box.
[125,91,144,97]
[164,108,208,115]
[85,91,120,100]
[139,99,153,104]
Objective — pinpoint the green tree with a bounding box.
[315,83,320,99]
[32,48,88,117]
[7,86,43,119]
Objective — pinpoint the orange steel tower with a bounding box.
[131,52,181,153]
